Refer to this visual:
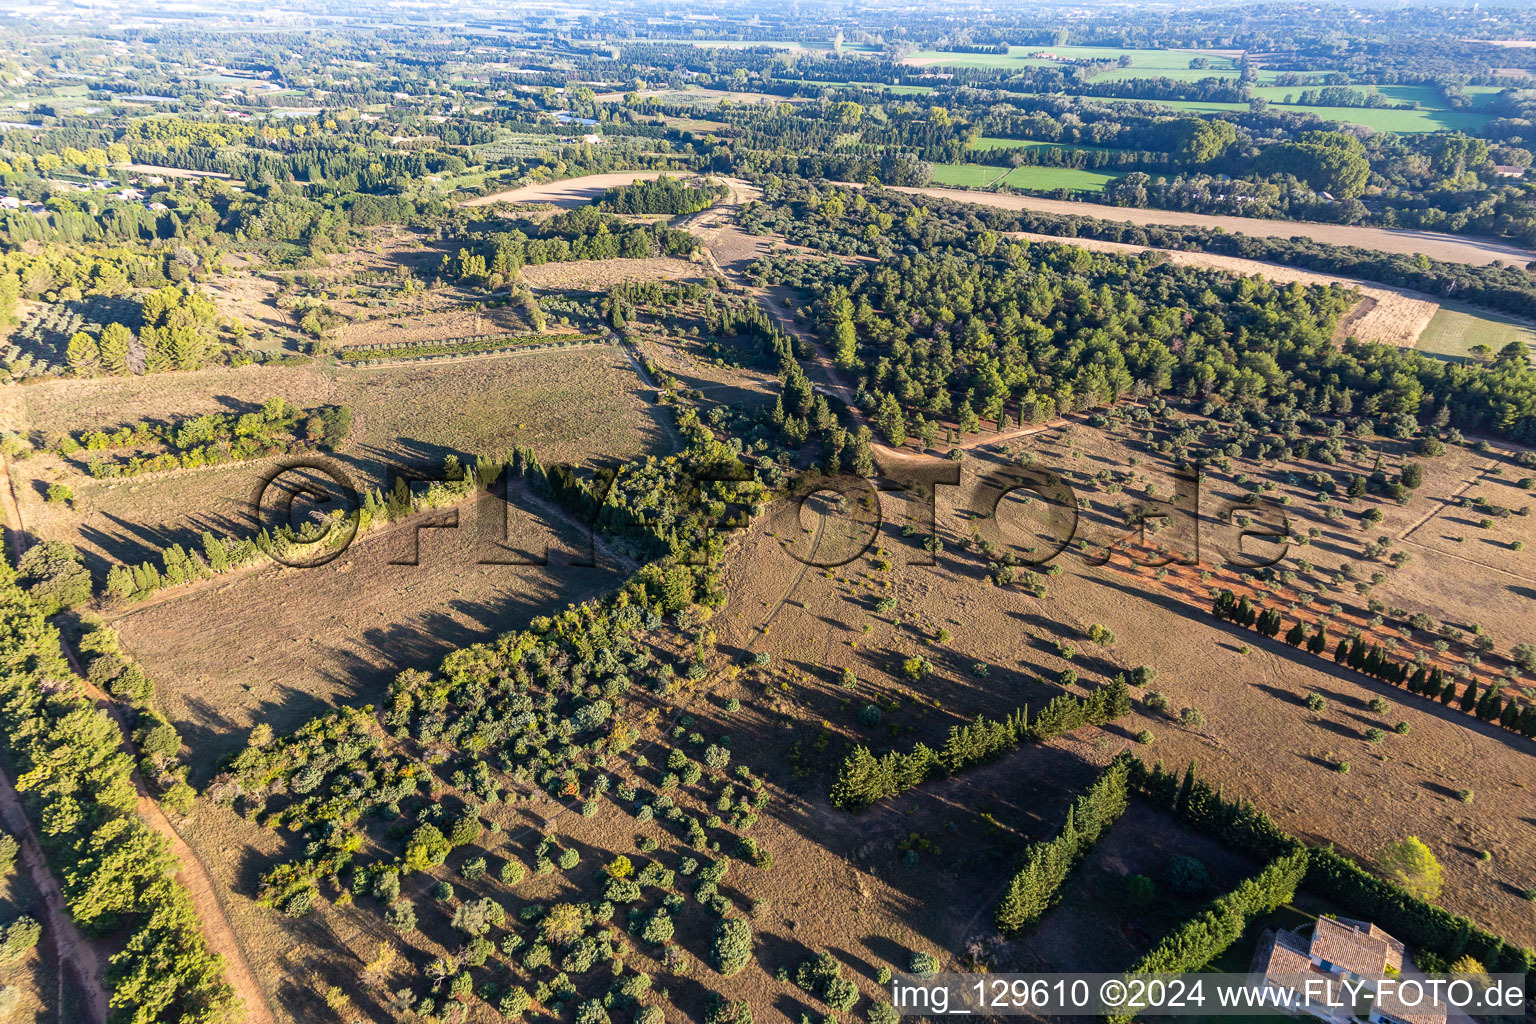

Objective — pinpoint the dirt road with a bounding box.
[881,184,1536,268]
[0,457,276,1024]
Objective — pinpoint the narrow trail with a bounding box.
[0,456,112,1024]
[0,761,110,1024]
[0,457,277,1024]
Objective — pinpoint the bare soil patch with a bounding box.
[461,172,667,208]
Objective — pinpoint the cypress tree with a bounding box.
[1285,621,1306,646]
[1460,679,1479,712]
[1175,759,1198,816]
[1408,666,1428,693]
[1498,700,1520,730]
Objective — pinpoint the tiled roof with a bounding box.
[1311,916,1395,974]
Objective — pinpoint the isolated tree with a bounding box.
[1380,836,1443,899]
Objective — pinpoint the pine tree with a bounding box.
[105,564,134,600]
[202,532,228,573]
[66,330,100,374]
[98,322,132,375]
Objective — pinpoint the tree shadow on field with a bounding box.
[1083,573,1536,757]
[862,933,912,973]
[1419,781,1466,801]
[829,942,880,982]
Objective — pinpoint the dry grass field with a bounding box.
[521,256,709,291]
[111,486,630,782]
[11,346,671,572]
[705,412,1536,949]
[461,172,668,209]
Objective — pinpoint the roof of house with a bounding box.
[1310,917,1405,975]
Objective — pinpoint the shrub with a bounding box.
[384,899,417,934]
[909,952,940,979]
[1134,729,1155,745]
[1305,693,1327,712]
[1179,707,1206,727]
[1164,855,1209,896]
[500,859,526,886]
[1394,721,1411,735]
[711,918,753,976]
[641,910,674,945]
[452,897,506,936]
[0,918,39,965]
[1126,874,1156,907]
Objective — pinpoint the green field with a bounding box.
[1001,165,1121,191]
[907,45,1240,73]
[1414,304,1536,363]
[1000,93,1490,132]
[972,137,1118,155]
[930,162,1008,187]
[927,161,1120,191]
[788,79,934,95]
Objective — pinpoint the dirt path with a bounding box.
[671,186,1083,464]
[1,457,277,1024]
[876,184,1536,268]
[0,458,111,1022]
[0,762,110,1024]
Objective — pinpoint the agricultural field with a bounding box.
[928,163,1006,188]
[11,346,671,572]
[971,137,1120,155]
[884,185,1536,265]
[8,8,1536,1024]
[1414,303,1536,363]
[999,165,1122,192]
[919,161,1123,192]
